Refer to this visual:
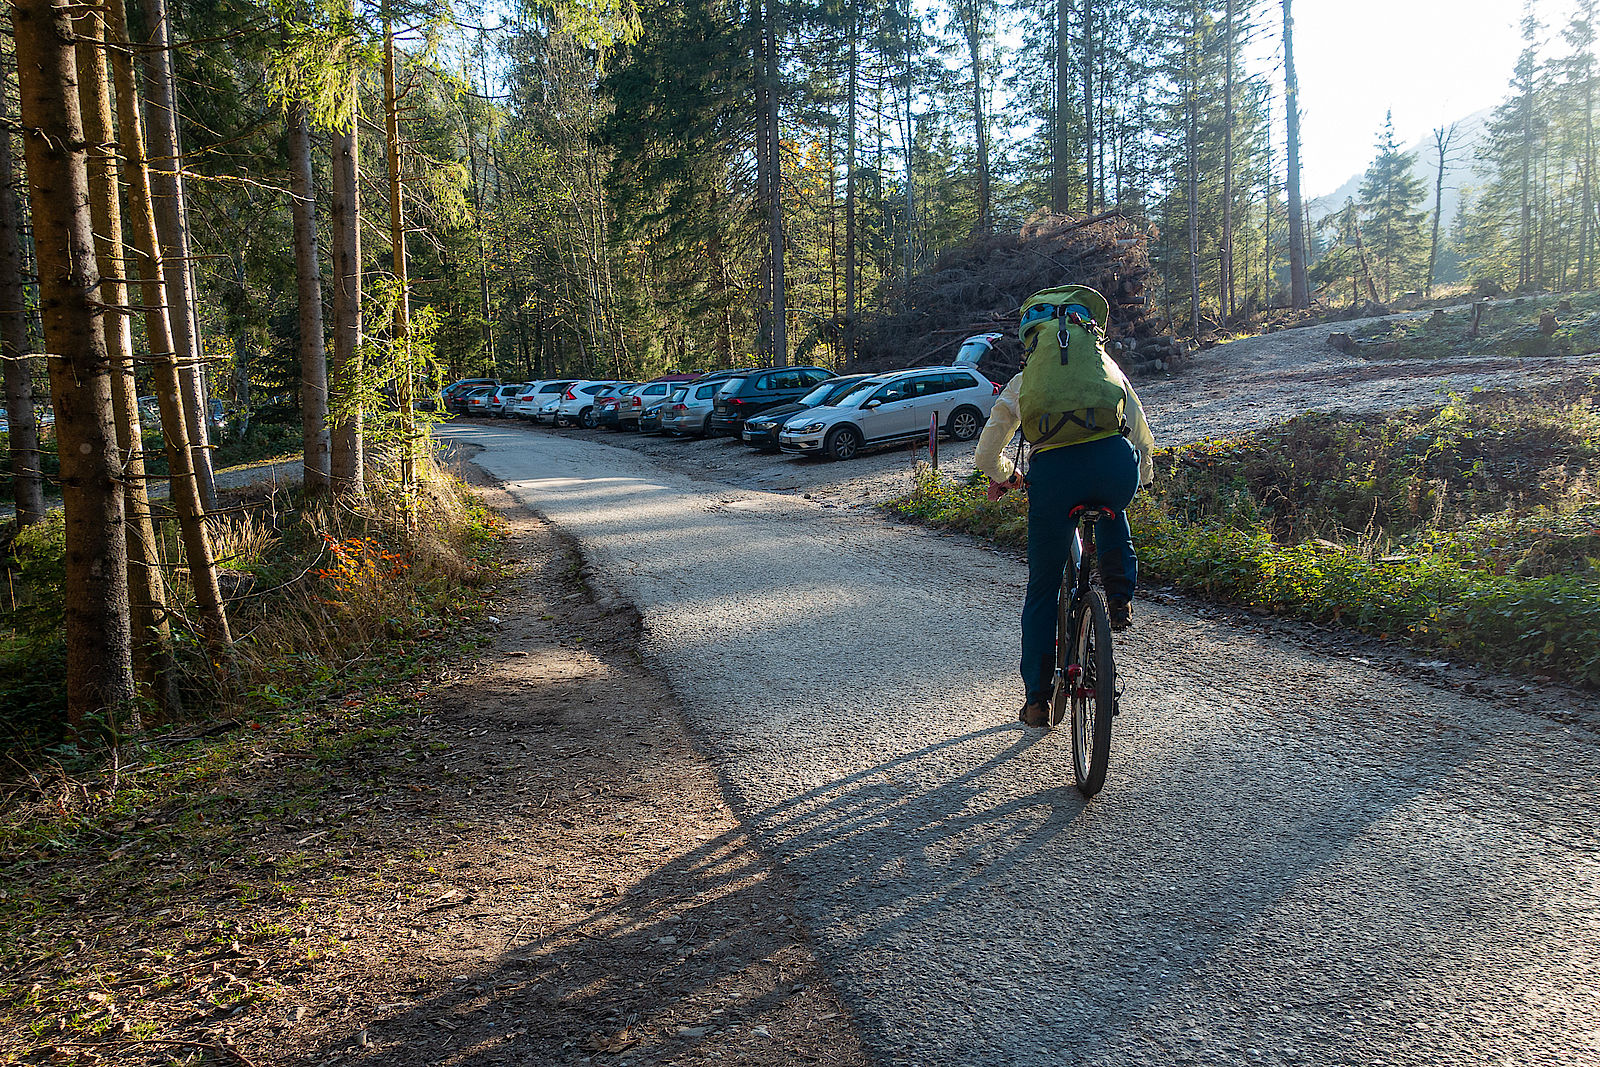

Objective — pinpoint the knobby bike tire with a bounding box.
[1070,588,1116,797]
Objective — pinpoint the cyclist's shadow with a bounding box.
[733,721,1086,950]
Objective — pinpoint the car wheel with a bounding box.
[580,407,597,429]
[948,406,982,441]
[825,425,862,461]
[699,414,713,437]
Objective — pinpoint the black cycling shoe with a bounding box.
[1108,598,1134,632]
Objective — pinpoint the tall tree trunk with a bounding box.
[764,1,788,365]
[751,0,772,362]
[13,0,135,730]
[1519,57,1535,290]
[1427,123,1456,298]
[288,105,330,493]
[844,15,857,368]
[1582,5,1595,289]
[964,6,991,236]
[1283,0,1309,309]
[329,96,364,494]
[77,8,177,718]
[1221,0,1236,322]
[901,0,916,282]
[135,0,216,510]
[106,0,233,659]
[0,58,45,528]
[383,16,414,510]
[1050,0,1070,213]
[1081,0,1094,214]
[1186,28,1201,340]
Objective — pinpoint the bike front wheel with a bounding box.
[1069,589,1116,797]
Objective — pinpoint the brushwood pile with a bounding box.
[851,211,1186,380]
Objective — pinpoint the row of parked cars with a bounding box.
[440,362,1002,461]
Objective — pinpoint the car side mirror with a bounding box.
[863,399,881,409]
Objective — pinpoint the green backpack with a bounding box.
[1016,284,1128,451]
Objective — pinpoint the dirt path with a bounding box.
[1136,317,1600,445]
[272,483,866,1065]
[4,483,866,1066]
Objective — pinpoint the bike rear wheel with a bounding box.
[1068,589,1116,797]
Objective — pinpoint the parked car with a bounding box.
[741,373,874,451]
[485,383,530,418]
[443,377,499,414]
[620,374,701,430]
[638,397,670,434]
[553,381,633,428]
[708,365,834,436]
[461,384,498,417]
[594,385,637,430]
[661,375,742,437]
[778,366,999,461]
[518,380,576,422]
[507,381,544,419]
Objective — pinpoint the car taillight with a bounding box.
[730,398,745,405]
[991,381,1002,395]
[564,389,576,400]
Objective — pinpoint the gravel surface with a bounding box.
[442,319,1600,1067]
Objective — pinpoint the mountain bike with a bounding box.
[1049,504,1119,797]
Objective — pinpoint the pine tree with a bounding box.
[1358,113,1429,301]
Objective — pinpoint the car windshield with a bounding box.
[669,387,688,402]
[828,379,879,406]
[716,377,747,396]
[799,377,860,406]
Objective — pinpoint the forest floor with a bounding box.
[1,475,866,1066]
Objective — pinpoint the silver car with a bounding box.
[660,378,728,436]
[778,366,999,461]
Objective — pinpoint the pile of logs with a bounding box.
[850,211,1184,380]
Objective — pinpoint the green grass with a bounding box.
[890,385,1600,686]
[1350,290,1600,360]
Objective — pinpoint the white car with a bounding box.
[518,380,576,422]
[486,382,529,418]
[508,381,545,418]
[778,366,1000,461]
[549,380,629,428]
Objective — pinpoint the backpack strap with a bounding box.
[1031,407,1132,447]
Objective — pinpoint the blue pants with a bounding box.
[1020,435,1140,702]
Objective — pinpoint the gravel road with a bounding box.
[444,321,1600,1067]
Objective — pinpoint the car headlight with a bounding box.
[797,421,825,434]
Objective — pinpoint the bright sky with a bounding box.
[1294,0,1570,198]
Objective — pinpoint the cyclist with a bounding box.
[974,285,1155,728]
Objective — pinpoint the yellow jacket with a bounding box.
[974,369,1155,486]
